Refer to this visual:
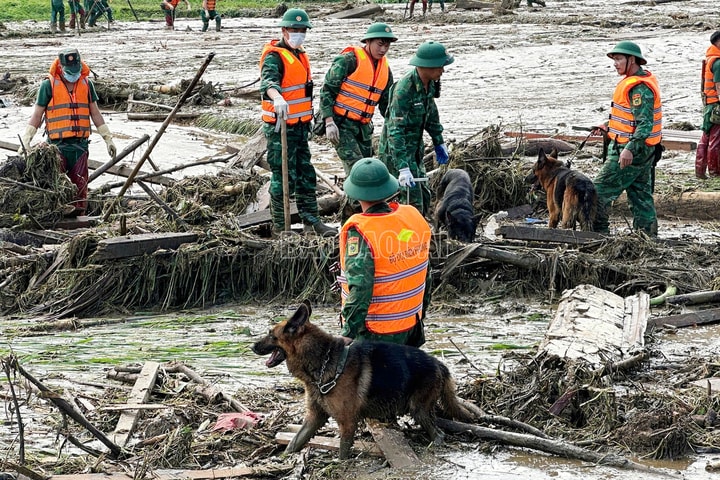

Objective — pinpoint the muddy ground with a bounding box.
[1,0,720,479]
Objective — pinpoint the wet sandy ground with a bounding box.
[2,1,720,478]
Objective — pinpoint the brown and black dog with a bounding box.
[252,300,480,459]
[525,148,597,231]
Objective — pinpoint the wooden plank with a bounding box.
[54,215,101,230]
[233,203,299,229]
[127,111,199,121]
[0,139,174,187]
[666,290,720,306]
[366,419,420,468]
[497,225,605,245]
[48,466,258,479]
[327,4,383,19]
[110,361,160,446]
[647,308,720,329]
[99,403,171,411]
[690,377,720,390]
[503,131,697,152]
[275,431,383,456]
[456,0,495,9]
[91,232,199,261]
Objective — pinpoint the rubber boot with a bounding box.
[107,8,114,22]
[201,20,209,31]
[303,221,337,237]
[215,16,221,31]
[80,9,86,28]
[409,3,414,17]
[708,125,720,176]
[69,13,76,29]
[51,22,57,33]
[60,19,66,31]
[695,137,708,179]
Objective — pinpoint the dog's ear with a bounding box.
[550,147,559,159]
[537,148,547,168]
[284,302,310,335]
[301,299,312,316]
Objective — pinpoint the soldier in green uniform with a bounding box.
[378,41,453,217]
[592,41,663,236]
[338,158,431,346]
[259,8,336,237]
[50,0,66,33]
[320,22,397,221]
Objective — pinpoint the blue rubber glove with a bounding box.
[435,143,449,164]
[398,167,415,187]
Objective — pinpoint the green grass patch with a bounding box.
[487,342,533,351]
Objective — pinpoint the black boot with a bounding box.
[303,221,337,237]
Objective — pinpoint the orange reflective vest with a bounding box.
[338,203,431,335]
[332,46,389,124]
[703,45,720,105]
[259,41,313,125]
[46,59,92,141]
[607,71,662,146]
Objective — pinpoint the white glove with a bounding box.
[325,119,340,145]
[18,124,37,154]
[97,124,117,158]
[398,167,415,187]
[273,96,289,121]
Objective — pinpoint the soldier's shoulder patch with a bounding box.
[631,93,642,107]
[347,236,359,257]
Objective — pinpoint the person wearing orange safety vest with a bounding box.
[696,31,720,179]
[260,8,336,237]
[338,158,431,346]
[18,48,116,216]
[591,41,663,237]
[161,0,191,29]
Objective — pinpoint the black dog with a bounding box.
[435,169,478,242]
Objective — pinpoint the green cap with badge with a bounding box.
[409,41,454,68]
[344,157,398,202]
[59,48,82,74]
[361,23,397,43]
[607,41,647,65]
[278,8,312,29]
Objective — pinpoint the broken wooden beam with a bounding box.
[275,431,383,456]
[503,130,699,152]
[647,308,720,329]
[233,203,300,229]
[327,3,383,19]
[90,232,198,261]
[46,466,270,479]
[455,0,495,9]
[366,419,420,468]
[127,111,200,121]
[665,290,720,306]
[497,225,606,245]
[110,361,160,447]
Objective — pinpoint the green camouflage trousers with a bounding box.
[264,122,320,229]
[593,144,658,236]
[334,118,374,175]
[384,148,431,217]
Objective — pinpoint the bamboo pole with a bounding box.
[280,118,291,231]
[88,133,149,183]
[102,52,215,222]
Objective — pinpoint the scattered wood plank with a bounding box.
[90,232,198,261]
[127,111,200,121]
[233,202,299,229]
[47,466,266,479]
[497,225,605,245]
[455,0,495,9]
[366,419,420,468]
[327,4,383,19]
[275,431,383,456]
[503,130,698,152]
[109,361,160,447]
[665,290,720,306]
[54,215,101,230]
[690,377,720,391]
[100,403,170,411]
[226,131,269,171]
[647,307,720,329]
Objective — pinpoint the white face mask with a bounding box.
[287,32,305,49]
[62,69,81,83]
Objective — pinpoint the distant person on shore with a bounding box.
[259,8,336,237]
[17,49,117,216]
[408,0,427,18]
[319,22,397,220]
[696,31,720,179]
[201,0,221,32]
[85,0,113,27]
[50,0,66,33]
[160,0,191,30]
[591,41,663,237]
[68,0,86,29]
[378,41,453,217]
[428,0,445,12]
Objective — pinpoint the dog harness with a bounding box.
[317,345,349,395]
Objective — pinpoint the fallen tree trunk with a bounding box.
[436,418,659,472]
[665,290,720,306]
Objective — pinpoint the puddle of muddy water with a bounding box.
[3,304,720,479]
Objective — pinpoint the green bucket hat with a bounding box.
[344,158,399,202]
[607,41,646,65]
[361,23,398,43]
[409,41,454,68]
[278,8,312,29]
[59,48,82,74]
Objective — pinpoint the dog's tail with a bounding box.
[437,364,483,422]
[580,182,598,232]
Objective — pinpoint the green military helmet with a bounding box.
[607,41,646,65]
[278,8,312,29]
[344,157,399,202]
[361,23,398,43]
[409,41,454,68]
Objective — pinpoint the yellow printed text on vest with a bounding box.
[338,203,431,335]
[333,46,390,124]
[259,41,313,125]
[607,71,662,146]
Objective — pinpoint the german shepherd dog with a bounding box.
[434,168,478,242]
[252,301,480,459]
[525,148,597,231]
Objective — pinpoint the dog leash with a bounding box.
[318,345,350,395]
[405,177,428,204]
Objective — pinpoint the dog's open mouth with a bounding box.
[266,348,287,368]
